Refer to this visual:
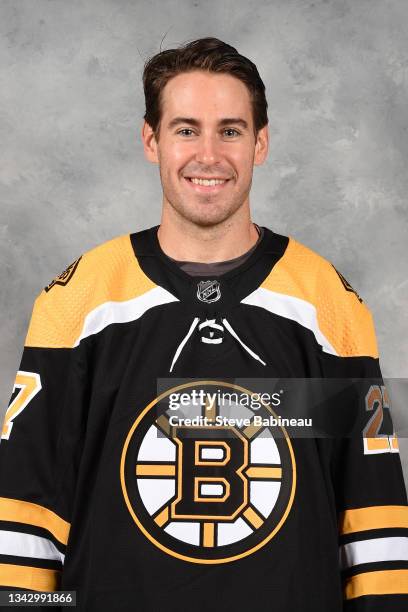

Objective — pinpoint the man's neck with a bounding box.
[157,213,260,264]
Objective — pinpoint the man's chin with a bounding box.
[180,209,233,228]
[165,194,243,228]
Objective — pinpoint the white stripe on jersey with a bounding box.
[340,536,408,569]
[74,285,179,346]
[241,287,337,355]
[0,530,65,563]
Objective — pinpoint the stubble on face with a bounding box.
[158,157,253,228]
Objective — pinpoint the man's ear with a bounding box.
[141,120,159,164]
[254,124,269,166]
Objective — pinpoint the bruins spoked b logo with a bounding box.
[120,381,296,564]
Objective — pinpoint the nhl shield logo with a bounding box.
[197,280,221,303]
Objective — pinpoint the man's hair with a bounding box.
[142,37,268,141]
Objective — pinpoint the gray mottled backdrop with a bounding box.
[1,0,407,485]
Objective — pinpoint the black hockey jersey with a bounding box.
[0,225,407,611]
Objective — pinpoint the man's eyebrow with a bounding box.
[218,118,249,130]
[167,117,249,130]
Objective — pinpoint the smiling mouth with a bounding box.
[184,177,231,191]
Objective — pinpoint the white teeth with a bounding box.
[189,178,226,186]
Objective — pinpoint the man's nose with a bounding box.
[195,134,221,165]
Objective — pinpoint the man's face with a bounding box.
[142,70,268,227]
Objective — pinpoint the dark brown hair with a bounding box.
[142,37,268,140]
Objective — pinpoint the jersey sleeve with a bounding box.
[316,260,408,610]
[0,259,90,594]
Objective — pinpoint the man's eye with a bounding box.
[178,129,194,136]
[224,128,240,137]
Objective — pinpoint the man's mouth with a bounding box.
[183,176,231,191]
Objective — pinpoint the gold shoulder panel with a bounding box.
[25,234,157,348]
[262,237,379,358]
[261,236,320,303]
[314,253,378,358]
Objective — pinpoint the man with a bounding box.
[0,37,407,611]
